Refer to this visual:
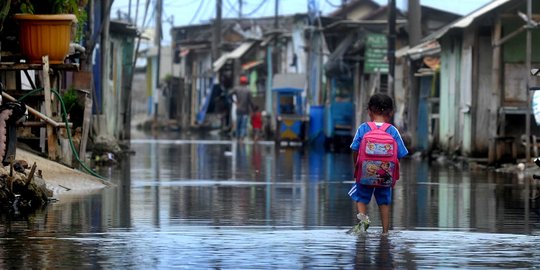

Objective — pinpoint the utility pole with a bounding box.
[274,0,278,29]
[128,0,132,22]
[341,0,348,19]
[274,0,279,71]
[154,0,162,126]
[239,0,242,18]
[387,0,396,100]
[526,0,532,162]
[135,0,140,25]
[213,0,222,61]
[100,0,111,116]
[407,0,421,46]
[155,0,162,85]
[265,0,279,117]
[407,0,421,150]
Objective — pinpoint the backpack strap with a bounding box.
[380,122,391,131]
[367,122,391,131]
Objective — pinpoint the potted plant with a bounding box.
[10,0,88,64]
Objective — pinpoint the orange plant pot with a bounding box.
[14,14,76,64]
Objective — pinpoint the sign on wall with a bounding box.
[364,33,389,74]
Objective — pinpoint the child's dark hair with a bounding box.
[368,93,394,116]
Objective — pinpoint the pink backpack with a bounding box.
[355,122,399,187]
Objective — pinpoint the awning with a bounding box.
[261,35,274,46]
[178,43,210,50]
[272,73,306,90]
[228,42,254,58]
[402,0,512,59]
[213,54,230,72]
[324,19,407,33]
[180,48,190,57]
[242,60,263,70]
[398,41,441,60]
[324,32,357,75]
[212,41,256,72]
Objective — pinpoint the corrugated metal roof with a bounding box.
[272,73,306,90]
[453,0,513,28]
[430,0,512,41]
[404,0,513,58]
[212,54,230,72]
[212,42,256,72]
[228,42,255,59]
[397,41,441,60]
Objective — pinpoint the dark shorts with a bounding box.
[348,183,392,205]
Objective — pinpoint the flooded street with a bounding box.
[1,132,540,269]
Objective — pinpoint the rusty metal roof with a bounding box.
[403,0,515,59]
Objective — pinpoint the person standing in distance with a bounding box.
[231,75,254,141]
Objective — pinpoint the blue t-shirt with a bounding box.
[350,122,409,159]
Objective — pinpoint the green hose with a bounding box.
[18,88,107,180]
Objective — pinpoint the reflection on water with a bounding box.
[0,137,539,268]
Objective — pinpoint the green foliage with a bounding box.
[62,88,80,113]
[0,0,12,32]
[163,73,173,82]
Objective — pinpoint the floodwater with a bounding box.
[1,131,540,269]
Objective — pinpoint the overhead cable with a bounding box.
[189,0,206,25]
[244,0,267,16]
[325,0,341,8]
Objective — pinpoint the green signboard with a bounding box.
[364,33,388,74]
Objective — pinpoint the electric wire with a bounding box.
[262,0,270,16]
[140,0,152,29]
[244,0,267,17]
[143,2,156,28]
[325,0,341,8]
[223,0,267,18]
[225,0,241,16]
[189,0,206,24]
[199,0,214,23]
[165,0,200,8]
[115,0,197,9]
[224,4,236,18]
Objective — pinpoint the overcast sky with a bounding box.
[111,0,493,44]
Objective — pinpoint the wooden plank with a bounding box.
[2,92,63,127]
[191,61,197,126]
[488,19,502,164]
[525,0,533,163]
[460,43,473,155]
[20,122,71,128]
[475,36,493,152]
[42,56,57,161]
[79,93,93,164]
[0,63,79,71]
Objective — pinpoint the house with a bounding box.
[170,15,310,133]
[402,0,540,163]
[0,1,139,167]
[323,0,459,149]
[96,20,138,141]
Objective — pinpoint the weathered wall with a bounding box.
[474,35,493,154]
[439,37,461,153]
[456,43,473,156]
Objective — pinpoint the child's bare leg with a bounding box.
[379,204,390,233]
[356,202,367,214]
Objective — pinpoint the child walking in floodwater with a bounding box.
[348,93,408,234]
